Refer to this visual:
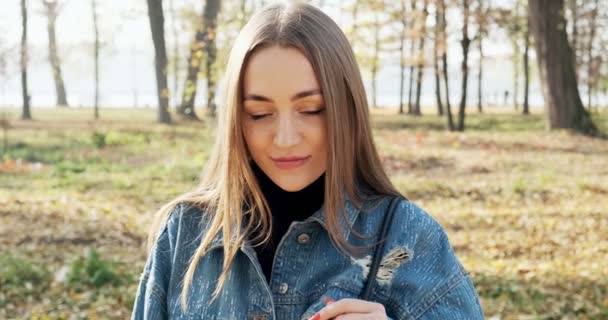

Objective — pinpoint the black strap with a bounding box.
[360,196,402,300]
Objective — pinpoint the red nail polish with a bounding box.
[310,313,321,320]
[324,297,333,304]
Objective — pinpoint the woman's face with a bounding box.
[242,45,328,192]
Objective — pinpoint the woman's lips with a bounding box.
[271,156,310,169]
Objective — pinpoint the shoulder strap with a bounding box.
[360,196,403,300]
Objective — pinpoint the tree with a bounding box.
[42,0,68,107]
[431,2,444,116]
[567,0,580,80]
[522,13,530,115]
[349,0,390,110]
[168,0,180,111]
[369,0,383,109]
[179,0,221,119]
[21,0,31,120]
[397,0,408,114]
[474,0,490,113]
[91,0,100,119]
[511,0,522,111]
[203,0,221,117]
[457,0,472,131]
[413,0,429,116]
[438,0,454,130]
[586,0,599,110]
[345,0,361,48]
[565,0,607,111]
[146,0,171,124]
[407,0,418,114]
[528,0,599,136]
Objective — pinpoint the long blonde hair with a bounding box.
[146,2,401,311]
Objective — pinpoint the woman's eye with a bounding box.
[249,114,270,120]
[301,108,326,115]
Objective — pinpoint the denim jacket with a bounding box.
[132,196,484,319]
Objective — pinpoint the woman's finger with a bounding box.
[310,298,386,320]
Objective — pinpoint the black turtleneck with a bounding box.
[250,160,325,283]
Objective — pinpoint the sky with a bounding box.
[0,0,564,109]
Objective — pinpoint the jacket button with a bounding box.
[297,233,310,244]
[278,282,289,294]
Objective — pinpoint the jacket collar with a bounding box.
[207,192,361,249]
[305,192,361,240]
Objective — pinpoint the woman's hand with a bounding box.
[310,298,387,320]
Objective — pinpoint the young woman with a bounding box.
[132,2,484,319]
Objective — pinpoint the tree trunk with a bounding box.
[568,0,579,81]
[371,9,380,109]
[169,0,180,110]
[179,0,221,119]
[398,0,407,114]
[350,0,360,47]
[21,0,31,120]
[179,25,204,119]
[439,0,453,130]
[528,0,599,136]
[407,0,417,114]
[523,14,530,115]
[92,0,100,119]
[457,0,470,131]
[513,44,519,110]
[586,0,599,111]
[413,0,429,116]
[475,0,486,114]
[512,0,520,111]
[477,37,483,113]
[204,0,220,117]
[43,0,68,107]
[433,1,444,116]
[146,0,171,124]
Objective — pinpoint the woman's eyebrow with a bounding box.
[243,89,321,102]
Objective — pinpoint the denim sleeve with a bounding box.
[383,200,484,319]
[417,273,485,319]
[131,222,173,320]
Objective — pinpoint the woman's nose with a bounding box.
[273,113,301,148]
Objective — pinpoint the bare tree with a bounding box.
[370,1,383,109]
[42,0,68,107]
[528,0,599,136]
[413,0,429,115]
[474,0,490,113]
[146,0,171,123]
[179,0,221,119]
[397,0,408,114]
[168,0,180,110]
[457,0,472,131]
[204,0,221,117]
[345,0,361,48]
[432,2,444,116]
[510,0,524,111]
[407,0,418,114]
[523,13,530,115]
[21,0,31,120]
[586,0,599,110]
[92,0,100,119]
[567,0,579,80]
[438,0,453,130]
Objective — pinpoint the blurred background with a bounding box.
[0,0,606,319]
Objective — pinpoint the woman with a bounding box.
[132,2,484,319]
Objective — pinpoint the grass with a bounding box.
[0,106,607,319]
